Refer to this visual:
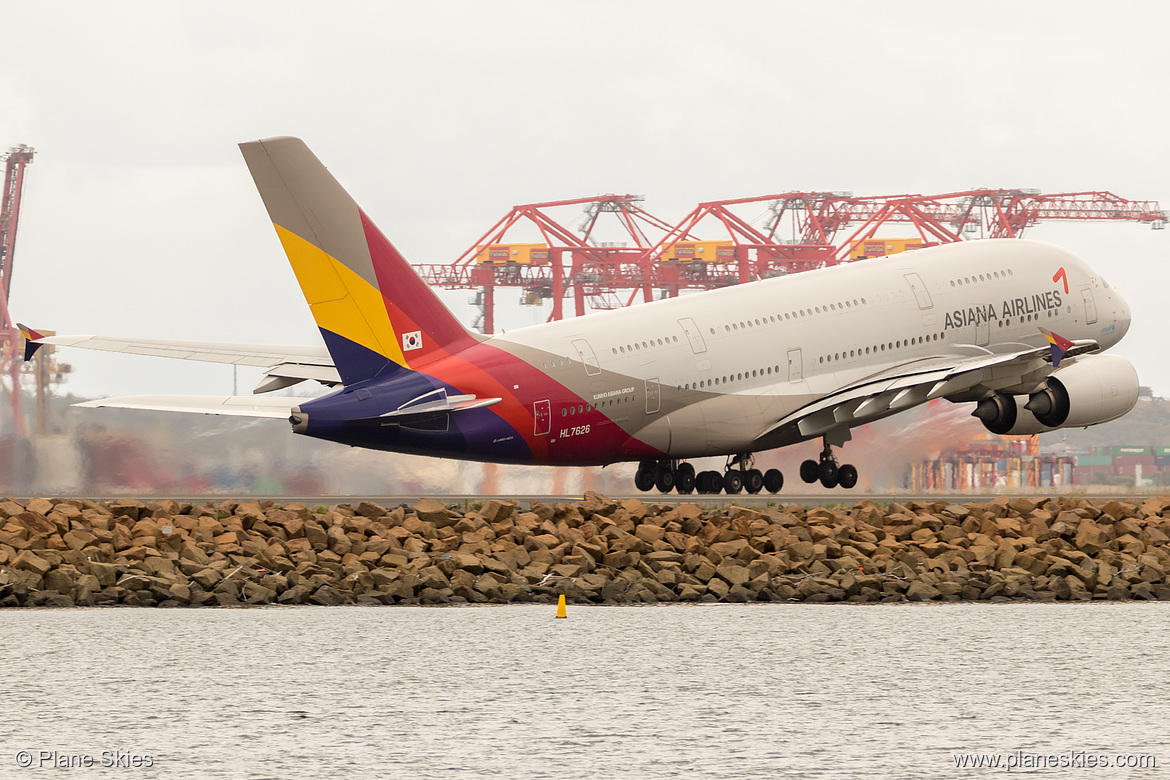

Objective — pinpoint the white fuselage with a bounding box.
[489,239,1130,459]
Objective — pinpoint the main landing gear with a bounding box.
[634,455,784,496]
[799,436,858,490]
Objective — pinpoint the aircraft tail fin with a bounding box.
[239,136,476,386]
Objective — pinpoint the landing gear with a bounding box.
[654,463,675,493]
[837,463,858,490]
[696,470,723,494]
[632,456,784,495]
[635,461,656,492]
[801,436,858,490]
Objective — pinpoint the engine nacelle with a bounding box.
[972,354,1140,435]
[1023,353,1139,428]
[972,392,1051,435]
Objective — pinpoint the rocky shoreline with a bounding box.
[1,494,1169,607]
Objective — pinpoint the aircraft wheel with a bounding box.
[634,461,656,492]
[800,459,819,483]
[763,468,783,493]
[837,464,858,489]
[654,463,676,493]
[818,459,838,485]
[819,471,838,489]
[675,463,696,494]
[724,469,744,494]
[745,468,764,494]
[705,471,724,494]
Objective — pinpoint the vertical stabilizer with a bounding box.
[239,136,476,385]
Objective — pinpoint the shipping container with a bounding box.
[1110,445,1152,456]
[1075,455,1113,467]
[847,238,925,261]
[661,240,737,263]
[476,243,551,265]
[1112,455,1156,470]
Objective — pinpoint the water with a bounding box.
[1,603,1166,779]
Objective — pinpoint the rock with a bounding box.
[43,565,80,595]
[480,500,516,524]
[303,522,329,552]
[941,504,970,521]
[416,565,451,591]
[1101,500,1135,521]
[634,525,665,544]
[354,501,387,520]
[715,563,751,587]
[309,584,347,605]
[905,580,940,601]
[415,498,452,527]
[11,549,51,576]
[13,512,55,539]
[109,500,145,522]
[705,577,730,599]
[1074,519,1108,555]
[1008,497,1036,516]
[692,558,717,584]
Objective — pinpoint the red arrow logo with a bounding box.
[1052,267,1069,295]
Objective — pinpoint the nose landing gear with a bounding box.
[799,437,858,489]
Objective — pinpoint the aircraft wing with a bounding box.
[757,338,1100,442]
[75,394,297,418]
[25,333,341,391]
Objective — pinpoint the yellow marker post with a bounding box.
[555,594,567,618]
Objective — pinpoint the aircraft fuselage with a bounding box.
[293,238,1130,466]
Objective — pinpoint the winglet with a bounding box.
[1039,327,1075,368]
[16,324,45,362]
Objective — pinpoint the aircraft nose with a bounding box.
[1112,290,1132,343]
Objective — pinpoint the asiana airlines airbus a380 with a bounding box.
[22,137,1138,494]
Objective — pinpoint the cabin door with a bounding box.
[787,348,803,382]
[904,273,933,309]
[533,400,551,436]
[677,317,707,354]
[645,378,661,414]
[1081,287,1098,325]
[571,338,601,376]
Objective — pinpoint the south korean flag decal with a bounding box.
[402,331,423,351]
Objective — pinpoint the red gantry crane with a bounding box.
[0,144,35,438]
[414,188,1165,334]
[413,194,694,333]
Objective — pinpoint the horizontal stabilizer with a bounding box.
[348,390,502,427]
[382,394,502,419]
[32,334,334,369]
[75,395,296,419]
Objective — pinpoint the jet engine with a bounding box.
[972,354,1139,436]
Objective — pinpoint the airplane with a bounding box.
[22,136,1138,495]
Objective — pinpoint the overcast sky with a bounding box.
[5,1,1169,402]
